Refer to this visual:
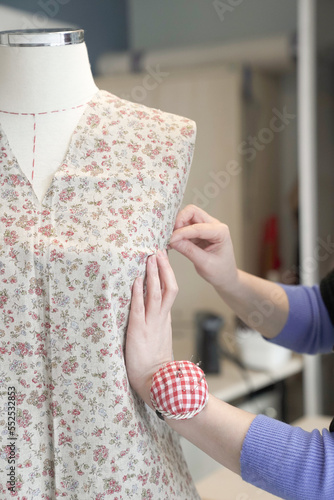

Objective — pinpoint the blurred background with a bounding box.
[1,0,334,495]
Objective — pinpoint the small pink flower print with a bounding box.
[38,224,55,237]
[162,471,169,485]
[131,155,145,169]
[4,229,19,246]
[61,357,79,375]
[83,161,103,176]
[138,473,149,486]
[59,188,76,203]
[162,155,178,169]
[106,230,128,247]
[152,114,164,123]
[181,124,195,137]
[152,201,165,220]
[105,479,121,494]
[142,489,154,500]
[0,290,8,309]
[128,141,140,153]
[16,342,33,357]
[49,249,65,262]
[118,296,129,308]
[84,149,95,159]
[118,206,134,219]
[58,432,73,446]
[85,261,100,281]
[15,215,37,231]
[173,183,180,195]
[17,409,32,428]
[93,445,109,465]
[87,114,101,127]
[142,144,161,158]
[116,312,125,328]
[135,110,148,120]
[1,214,15,227]
[50,401,63,418]
[95,295,111,311]
[112,180,132,193]
[95,138,111,153]
[159,170,169,185]
[9,173,23,187]
[83,322,105,343]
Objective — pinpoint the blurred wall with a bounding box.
[128,0,297,51]
[0,1,300,72]
[0,0,129,74]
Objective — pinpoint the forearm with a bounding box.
[215,269,289,339]
[241,414,334,499]
[163,394,255,475]
[164,396,334,499]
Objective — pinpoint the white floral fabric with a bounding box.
[0,89,199,499]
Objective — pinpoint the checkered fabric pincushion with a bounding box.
[150,361,209,420]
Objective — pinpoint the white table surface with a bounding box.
[205,354,303,402]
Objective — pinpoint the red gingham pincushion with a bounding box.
[150,361,209,420]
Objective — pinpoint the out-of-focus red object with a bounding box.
[260,215,281,278]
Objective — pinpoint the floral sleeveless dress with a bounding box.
[0,89,200,499]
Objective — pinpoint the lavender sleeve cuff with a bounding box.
[266,284,334,354]
[241,414,334,499]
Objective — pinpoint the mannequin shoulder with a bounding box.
[98,89,197,144]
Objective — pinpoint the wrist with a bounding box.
[214,268,242,300]
[134,375,155,409]
[132,360,173,408]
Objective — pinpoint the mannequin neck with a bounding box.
[0,42,98,113]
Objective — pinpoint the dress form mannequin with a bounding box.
[0,29,199,497]
[0,29,99,204]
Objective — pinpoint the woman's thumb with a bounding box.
[169,239,204,265]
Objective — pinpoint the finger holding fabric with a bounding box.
[125,250,177,407]
[169,204,289,339]
[169,204,239,291]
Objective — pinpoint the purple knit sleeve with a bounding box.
[241,414,334,499]
[241,284,334,498]
[266,284,334,354]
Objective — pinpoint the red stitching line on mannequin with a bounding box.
[0,102,87,182]
[0,102,86,115]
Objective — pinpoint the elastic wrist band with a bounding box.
[150,361,209,420]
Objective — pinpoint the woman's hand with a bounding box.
[169,204,239,293]
[125,249,178,407]
[125,243,257,478]
[169,204,289,339]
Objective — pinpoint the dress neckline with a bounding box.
[0,88,102,210]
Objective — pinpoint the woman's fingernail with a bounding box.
[169,237,180,245]
[149,255,157,265]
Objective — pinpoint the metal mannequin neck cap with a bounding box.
[0,28,84,47]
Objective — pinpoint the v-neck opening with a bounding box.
[0,88,102,210]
